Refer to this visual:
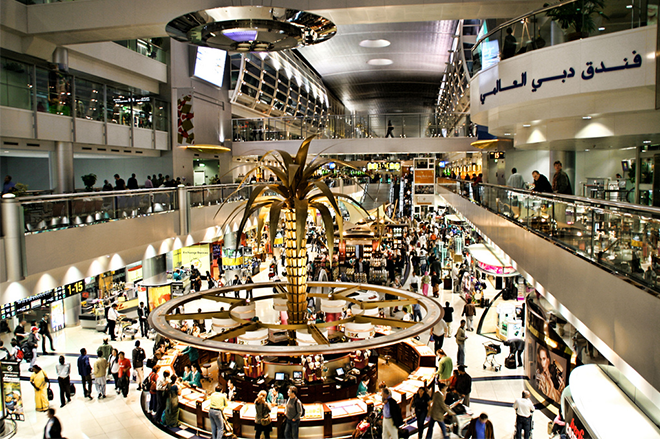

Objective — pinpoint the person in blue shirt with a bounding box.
[172,269,182,281]
[189,363,202,387]
[2,176,16,195]
[77,348,93,400]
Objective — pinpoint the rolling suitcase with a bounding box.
[504,354,517,370]
[443,278,452,290]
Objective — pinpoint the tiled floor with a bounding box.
[8,255,553,439]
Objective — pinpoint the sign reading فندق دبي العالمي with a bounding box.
[479,50,642,105]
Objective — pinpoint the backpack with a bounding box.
[145,357,156,369]
[298,399,305,418]
[142,375,151,391]
[135,347,146,364]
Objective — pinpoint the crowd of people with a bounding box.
[100,173,188,191]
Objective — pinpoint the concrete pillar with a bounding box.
[50,141,75,193]
[177,184,189,235]
[2,194,26,281]
[549,151,576,195]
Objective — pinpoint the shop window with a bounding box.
[154,99,169,132]
[36,67,71,116]
[74,78,103,121]
[132,93,154,129]
[0,57,32,110]
[106,87,132,126]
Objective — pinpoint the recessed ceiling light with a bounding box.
[598,27,605,31]
[582,116,592,120]
[585,149,590,151]
[504,132,512,136]
[522,124,531,127]
[643,140,652,144]
[626,4,633,8]
[359,39,390,48]
[367,58,393,66]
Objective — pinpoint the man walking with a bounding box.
[77,348,93,400]
[38,315,55,354]
[462,301,476,332]
[431,317,448,353]
[55,355,71,408]
[381,387,402,439]
[427,383,453,439]
[284,386,303,439]
[132,341,146,391]
[513,391,535,439]
[106,304,120,341]
[137,302,149,338]
[443,302,454,336]
[93,349,108,398]
[456,320,468,366]
[455,365,472,407]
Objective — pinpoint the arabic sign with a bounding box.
[471,27,654,111]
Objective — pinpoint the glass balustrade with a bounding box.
[442,180,660,297]
[471,0,657,76]
[233,113,471,141]
[16,178,366,235]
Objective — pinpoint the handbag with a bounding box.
[69,382,76,395]
[260,417,272,426]
[47,382,54,401]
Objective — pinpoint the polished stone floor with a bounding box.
[7,255,552,439]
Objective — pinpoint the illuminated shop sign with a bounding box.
[476,261,516,275]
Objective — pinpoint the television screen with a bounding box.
[193,47,227,88]
[335,367,345,377]
[275,372,285,381]
[293,371,302,380]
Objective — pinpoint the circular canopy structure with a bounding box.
[166,6,336,52]
[148,281,442,356]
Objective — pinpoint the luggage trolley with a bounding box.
[482,341,502,371]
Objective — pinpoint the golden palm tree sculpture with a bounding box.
[217,136,368,328]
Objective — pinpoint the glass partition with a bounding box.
[471,0,659,76]
[449,182,660,297]
[74,78,104,121]
[106,87,132,126]
[233,113,469,141]
[0,57,32,110]
[36,67,72,116]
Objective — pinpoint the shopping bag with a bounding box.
[47,383,54,401]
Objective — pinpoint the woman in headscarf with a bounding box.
[30,364,49,412]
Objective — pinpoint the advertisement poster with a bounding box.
[148,286,171,312]
[180,245,211,275]
[2,362,24,421]
[414,170,435,184]
[126,262,143,284]
[222,248,243,271]
[50,300,65,332]
[525,303,571,405]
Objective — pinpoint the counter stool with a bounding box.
[201,363,212,381]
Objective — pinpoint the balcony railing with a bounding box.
[471,0,656,76]
[14,177,371,235]
[233,113,474,142]
[443,180,660,297]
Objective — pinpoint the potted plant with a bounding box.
[81,173,97,191]
[545,0,608,41]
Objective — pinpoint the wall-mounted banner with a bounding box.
[177,88,195,145]
[472,26,655,112]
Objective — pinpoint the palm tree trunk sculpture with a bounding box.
[217,136,368,338]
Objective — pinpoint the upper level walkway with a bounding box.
[438,181,660,404]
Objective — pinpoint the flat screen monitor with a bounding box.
[293,371,302,380]
[335,367,345,377]
[275,372,285,381]
[193,47,227,88]
[621,160,630,173]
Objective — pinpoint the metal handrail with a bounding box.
[472,0,580,54]
[477,182,660,216]
[18,186,178,203]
